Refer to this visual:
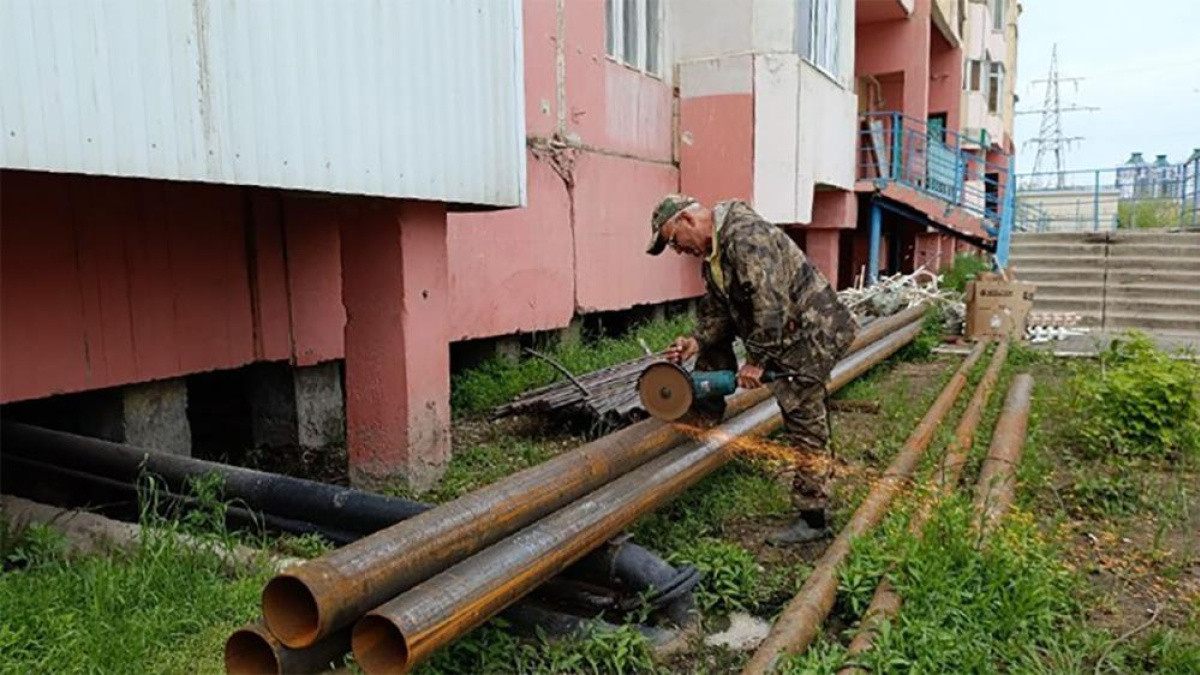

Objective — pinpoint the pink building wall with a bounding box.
[446,0,702,342]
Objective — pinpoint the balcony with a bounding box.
[856,0,914,24]
[856,112,1025,270]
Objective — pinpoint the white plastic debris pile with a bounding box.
[839,267,964,323]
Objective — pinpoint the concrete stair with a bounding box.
[1009,231,1200,339]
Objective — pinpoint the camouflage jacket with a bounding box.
[694,201,857,374]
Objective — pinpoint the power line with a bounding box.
[1018,45,1100,188]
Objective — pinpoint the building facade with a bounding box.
[1,0,1020,486]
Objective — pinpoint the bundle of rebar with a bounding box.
[493,304,930,424]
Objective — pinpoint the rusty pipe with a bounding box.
[740,339,988,675]
[972,373,1034,532]
[261,309,922,648]
[260,372,779,648]
[839,339,1009,673]
[349,322,924,674]
[848,303,928,353]
[225,623,351,675]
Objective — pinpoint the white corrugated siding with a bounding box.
[0,0,526,207]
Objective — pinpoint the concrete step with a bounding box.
[1104,256,1200,272]
[1106,297,1200,316]
[1013,232,1110,245]
[1107,243,1200,260]
[1009,242,1109,257]
[1108,270,1200,286]
[1013,268,1106,285]
[1105,311,1200,334]
[1105,282,1200,302]
[1109,231,1200,246]
[1031,296,1105,317]
[1011,255,1106,268]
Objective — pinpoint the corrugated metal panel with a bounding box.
[0,0,526,207]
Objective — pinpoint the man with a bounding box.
[646,195,858,544]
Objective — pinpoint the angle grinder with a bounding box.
[637,361,799,421]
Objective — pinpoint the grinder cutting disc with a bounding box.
[637,361,695,421]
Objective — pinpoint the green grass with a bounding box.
[451,315,694,416]
[389,436,560,503]
[941,253,992,294]
[0,517,268,675]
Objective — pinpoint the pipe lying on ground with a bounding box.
[972,373,1034,532]
[350,321,924,674]
[839,340,1008,674]
[263,306,928,649]
[225,623,351,675]
[740,339,988,675]
[0,453,364,545]
[0,422,427,533]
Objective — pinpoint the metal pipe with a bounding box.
[225,623,351,675]
[0,453,364,544]
[839,340,1008,673]
[258,313,921,649]
[0,422,427,533]
[740,339,988,675]
[972,374,1034,532]
[350,321,923,674]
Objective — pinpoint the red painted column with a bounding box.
[805,229,840,286]
[340,199,450,491]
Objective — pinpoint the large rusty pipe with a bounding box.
[225,623,351,675]
[972,373,1034,532]
[261,308,923,648]
[839,339,1009,673]
[740,339,988,675]
[350,322,923,674]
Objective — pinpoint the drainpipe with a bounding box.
[994,154,1016,269]
[869,202,882,284]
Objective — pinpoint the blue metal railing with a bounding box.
[857,112,1020,276]
[1015,161,1200,232]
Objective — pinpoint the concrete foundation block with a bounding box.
[123,379,191,456]
[295,362,345,449]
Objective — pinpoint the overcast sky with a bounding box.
[1013,0,1200,175]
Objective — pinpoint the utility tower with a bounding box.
[1019,45,1098,188]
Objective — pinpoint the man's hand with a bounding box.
[737,363,765,390]
[664,336,699,364]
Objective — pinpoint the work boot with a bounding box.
[766,509,831,546]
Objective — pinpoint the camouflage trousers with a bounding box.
[769,374,834,513]
[693,343,839,513]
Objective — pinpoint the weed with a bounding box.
[1067,333,1199,461]
[895,305,946,362]
[1,519,66,571]
[389,437,558,503]
[275,532,336,559]
[667,538,760,615]
[941,253,992,293]
[452,315,694,416]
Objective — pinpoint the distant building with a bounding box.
[1117,152,1184,200]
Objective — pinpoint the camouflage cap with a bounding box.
[646,194,698,256]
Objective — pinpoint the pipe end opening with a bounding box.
[262,575,321,648]
[352,615,410,675]
[224,628,281,675]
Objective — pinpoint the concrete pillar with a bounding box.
[561,314,585,344]
[249,361,345,450]
[805,229,840,285]
[494,336,522,363]
[123,379,191,456]
[340,200,450,492]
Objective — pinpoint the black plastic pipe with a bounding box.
[0,421,428,531]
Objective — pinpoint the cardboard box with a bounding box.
[965,273,1036,339]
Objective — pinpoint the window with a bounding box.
[605,0,663,77]
[965,60,983,92]
[796,0,841,78]
[987,62,1004,113]
[991,0,1005,31]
